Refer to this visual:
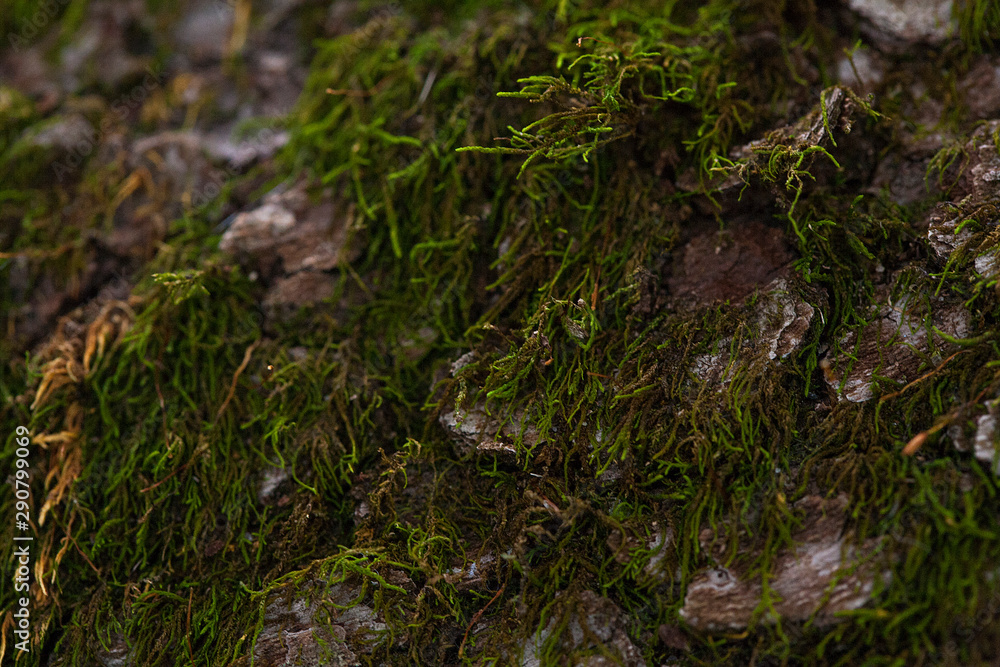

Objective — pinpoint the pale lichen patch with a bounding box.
[680,495,888,631]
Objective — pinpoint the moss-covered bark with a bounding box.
[3,0,1000,665]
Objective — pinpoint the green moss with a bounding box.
[956,0,1000,53]
[6,0,1000,665]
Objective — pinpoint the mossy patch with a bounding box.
[4,1,1000,666]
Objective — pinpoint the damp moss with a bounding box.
[4,0,1000,666]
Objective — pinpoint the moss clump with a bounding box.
[4,0,1000,665]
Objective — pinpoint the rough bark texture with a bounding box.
[3,1,1000,666]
